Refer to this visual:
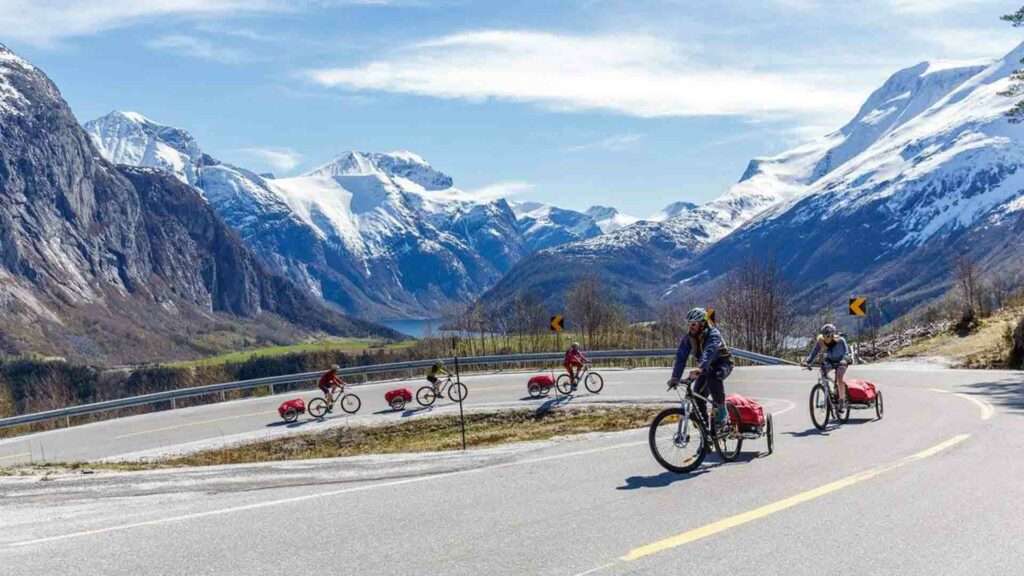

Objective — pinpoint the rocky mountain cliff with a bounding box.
[0,44,394,363]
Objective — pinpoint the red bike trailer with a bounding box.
[278,398,306,423]
[386,388,413,411]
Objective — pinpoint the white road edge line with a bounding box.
[953,393,995,421]
[113,411,277,439]
[7,437,649,548]
[0,452,30,462]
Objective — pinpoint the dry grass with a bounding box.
[14,406,661,473]
[894,305,1024,368]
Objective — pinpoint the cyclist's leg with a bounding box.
[835,363,848,402]
[693,375,711,424]
[704,368,728,427]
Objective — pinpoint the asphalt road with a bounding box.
[0,363,1021,575]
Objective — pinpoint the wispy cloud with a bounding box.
[883,0,992,14]
[910,26,1020,60]
[0,0,282,47]
[234,147,304,173]
[464,181,534,201]
[304,30,865,123]
[565,133,643,153]
[148,35,246,63]
[0,0,411,47]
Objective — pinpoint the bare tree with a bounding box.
[952,254,983,319]
[565,276,622,349]
[716,257,792,356]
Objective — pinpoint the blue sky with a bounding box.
[2,0,1021,216]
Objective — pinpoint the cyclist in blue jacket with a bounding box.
[802,323,851,409]
[668,307,734,429]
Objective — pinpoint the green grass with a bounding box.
[167,338,415,368]
[15,406,661,472]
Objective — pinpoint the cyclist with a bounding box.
[318,364,346,412]
[427,359,449,393]
[667,307,733,429]
[802,323,851,410]
[563,342,588,389]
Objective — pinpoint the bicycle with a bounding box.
[416,375,468,407]
[308,386,362,418]
[648,376,742,474]
[806,363,849,430]
[555,363,604,395]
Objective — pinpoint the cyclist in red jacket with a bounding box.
[318,364,345,411]
[563,342,588,388]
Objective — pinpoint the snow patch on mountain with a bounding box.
[0,46,33,116]
[585,205,638,233]
[85,111,202,187]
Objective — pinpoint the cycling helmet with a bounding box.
[331,364,340,371]
[571,342,579,350]
[820,323,837,337]
[686,307,708,324]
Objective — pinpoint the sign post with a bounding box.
[849,297,867,363]
[550,314,564,353]
[452,336,466,451]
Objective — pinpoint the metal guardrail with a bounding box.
[0,347,792,430]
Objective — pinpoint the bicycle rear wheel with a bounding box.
[308,397,329,419]
[584,372,604,394]
[715,404,743,462]
[809,384,830,430]
[555,374,573,395]
[649,408,707,474]
[416,386,437,407]
[340,394,361,414]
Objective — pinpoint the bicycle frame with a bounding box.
[671,379,714,439]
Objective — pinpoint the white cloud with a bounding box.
[305,30,865,123]
[565,133,643,152]
[148,35,245,63]
[910,27,1021,60]
[0,0,282,47]
[235,147,304,173]
[883,0,992,14]
[464,181,534,201]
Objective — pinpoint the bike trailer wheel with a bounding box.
[282,408,299,423]
[448,382,468,403]
[584,372,604,394]
[876,391,884,420]
[555,374,573,395]
[528,384,542,399]
[766,413,774,455]
[307,397,329,419]
[715,404,744,462]
[416,386,437,407]
[390,397,406,411]
[809,384,830,431]
[648,408,707,474]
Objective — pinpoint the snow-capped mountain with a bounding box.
[511,201,604,252]
[481,50,1011,317]
[0,45,393,363]
[649,201,697,221]
[682,46,1024,318]
[85,112,535,318]
[585,205,639,233]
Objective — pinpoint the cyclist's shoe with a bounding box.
[326,406,334,413]
[713,404,728,428]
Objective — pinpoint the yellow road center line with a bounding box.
[621,434,971,562]
[113,411,277,439]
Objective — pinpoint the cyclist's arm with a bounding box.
[697,331,723,371]
[671,338,692,380]
[805,340,821,365]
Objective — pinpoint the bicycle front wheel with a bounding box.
[308,397,329,419]
[809,384,830,430]
[340,394,361,414]
[448,382,468,403]
[555,374,573,395]
[416,386,437,407]
[584,372,604,394]
[715,404,744,462]
[649,408,707,474]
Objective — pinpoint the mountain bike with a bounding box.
[308,386,362,418]
[555,363,604,395]
[807,363,849,430]
[416,375,468,407]
[648,376,742,474]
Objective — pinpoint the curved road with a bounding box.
[0,363,1021,575]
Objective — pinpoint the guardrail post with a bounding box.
[269,383,275,395]
[171,398,177,410]
[65,415,70,428]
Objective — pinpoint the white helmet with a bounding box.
[571,342,579,350]
[820,323,837,337]
[686,307,708,324]
[331,364,340,371]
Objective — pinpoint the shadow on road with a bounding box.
[964,374,1024,414]
[785,427,830,438]
[617,469,708,489]
[534,394,573,417]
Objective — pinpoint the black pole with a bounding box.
[455,354,466,450]
[453,336,466,451]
